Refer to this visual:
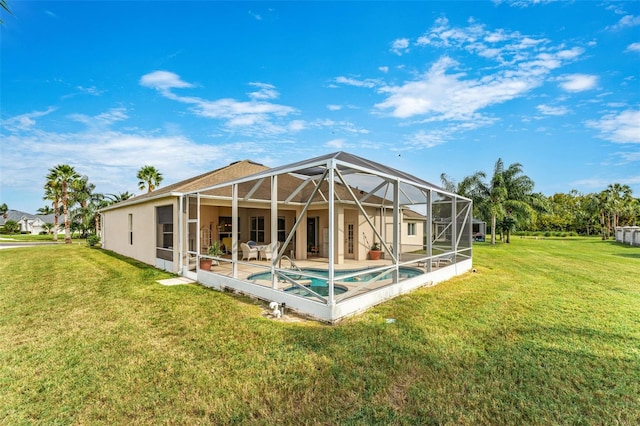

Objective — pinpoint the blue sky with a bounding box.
[1,1,639,214]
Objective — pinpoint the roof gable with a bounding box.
[101,160,269,210]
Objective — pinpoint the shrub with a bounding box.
[86,234,101,247]
[2,220,20,234]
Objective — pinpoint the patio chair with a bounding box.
[260,241,280,261]
[436,254,454,267]
[222,237,233,254]
[240,242,258,261]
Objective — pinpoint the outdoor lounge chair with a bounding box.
[240,242,258,261]
[435,254,454,267]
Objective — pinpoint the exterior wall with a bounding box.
[384,219,425,253]
[200,203,299,255]
[102,198,179,272]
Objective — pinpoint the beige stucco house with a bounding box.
[100,152,473,322]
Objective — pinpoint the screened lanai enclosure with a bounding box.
[185,152,472,322]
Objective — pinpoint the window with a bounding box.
[250,216,265,242]
[278,216,286,242]
[407,222,416,236]
[156,205,173,261]
[218,216,239,239]
[128,214,133,245]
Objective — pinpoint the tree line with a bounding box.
[0,164,163,242]
[442,159,639,244]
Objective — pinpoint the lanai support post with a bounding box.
[327,160,336,306]
[426,190,432,272]
[270,175,278,289]
[178,195,184,275]
[392,178,400,282]
[451,196,457,261]
[232,183,238,279]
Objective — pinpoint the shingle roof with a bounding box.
[100,160,269,211]
[0,210,54,225]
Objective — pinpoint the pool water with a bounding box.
[285,284,348,297]
[249,267,423,297]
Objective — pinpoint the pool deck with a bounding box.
[198,255,446,300]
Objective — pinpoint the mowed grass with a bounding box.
[0,238,638,425]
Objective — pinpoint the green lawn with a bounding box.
[0,233,84,242]
[1,238,638,424]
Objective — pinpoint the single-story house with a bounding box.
[0,210,59,235]
[100,151,473,322]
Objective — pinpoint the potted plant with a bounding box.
[200,241,222,271]
[369,242,382,260]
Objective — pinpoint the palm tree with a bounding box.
[137,165,163,193]
[606,183,633,229]
[1,0,12,25]
[71,175,106,235]
[462,158,539,245]
[37,205,55,215]
[468,159,508,245]
[0,203,8,219]
[42,222,55,235]
[43,180,62,242]
[106,191,135,203]
[46,164,80,244]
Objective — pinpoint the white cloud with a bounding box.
[69,108,129,126]
[492,0,560,7]
[288,120,306,132]
[615,151,640,164]
[607,15,640,31]
[625,42,640,53]
[558,74,598,92]
[378,66,389,73]
[327,105,342,111]
[334,76,380,88]
[139,70,194,91]
[587,109,640,143]
[325,138,347,149]
[537,104,569,116]
[247,82,279,100]
[140,71,299,138]
[391,38,410,55]
[1,105,309,206]
[572,174,640,190]
[0,126,216,199]
[2,107,57,131]
[76,85,104,96]
[376,19,585,121]
[406,129,449,149]
[375,55,537,120]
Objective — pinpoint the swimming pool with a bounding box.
[248,266,423,297]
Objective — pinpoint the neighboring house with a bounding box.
[0,210,59,235]
[100,151,473,322]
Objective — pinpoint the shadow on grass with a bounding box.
[97,247,175,273]
[601,240,640,258]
